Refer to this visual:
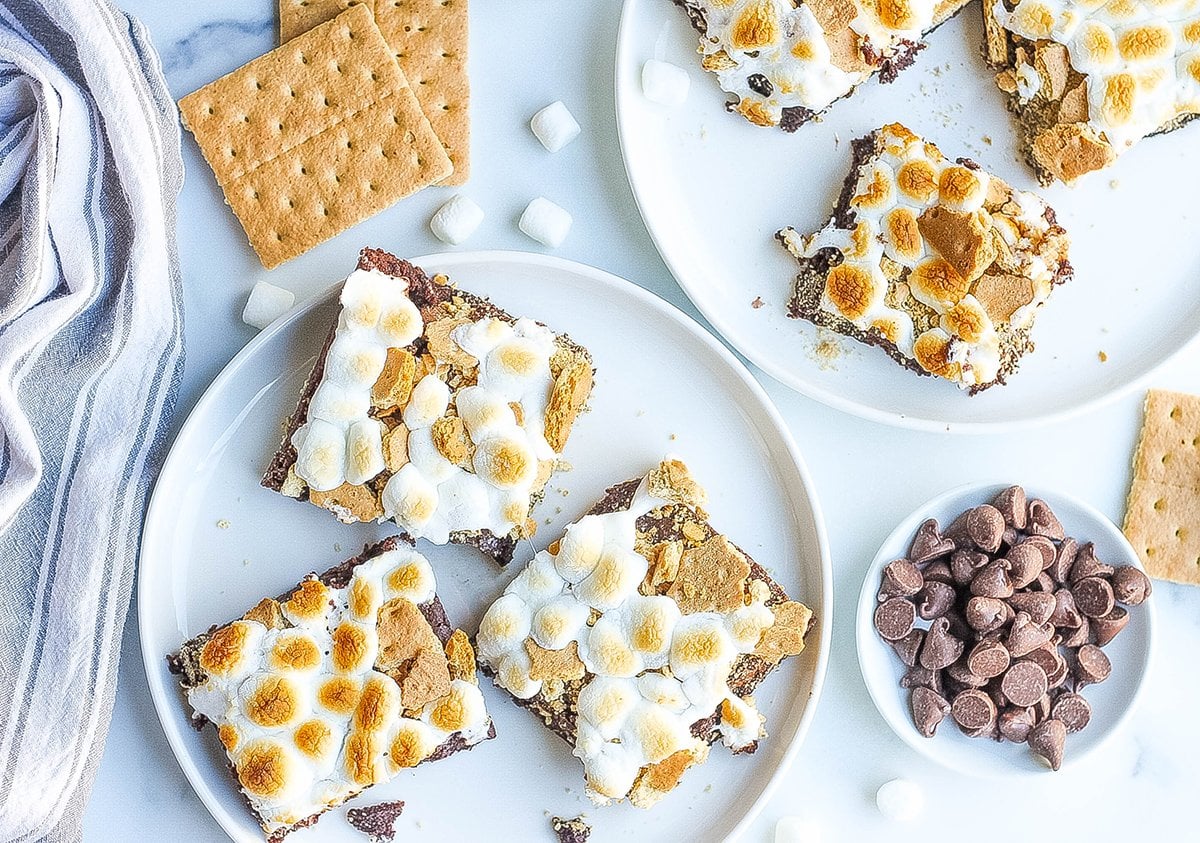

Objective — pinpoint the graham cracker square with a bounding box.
[1123,389,1200,585]
[278,0,470,184]
[179,4,451,268]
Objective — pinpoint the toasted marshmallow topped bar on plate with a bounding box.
[777,123,1073,393]
[984,0,1200,184]
[167,538,495,841]
[670,0,969,129]
[262,248,594,565]
[475,459,814,808]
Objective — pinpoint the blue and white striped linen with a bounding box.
[0,1,183,839]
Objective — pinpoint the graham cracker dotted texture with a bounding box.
[179,5,451,269]
[278,0,470,185]
[1123,389,1200,585]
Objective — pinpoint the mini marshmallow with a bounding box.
[641,59,690,106]
[242,281,296,330]
[530,100,581,153]
[295,418,347,491]
[402,374,451,429]
[875,778,924,822]
[519,197,572,248]
[343,419,385,486]
[429,194,485,245]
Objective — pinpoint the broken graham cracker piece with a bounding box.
[776,122,1072,394]
[166,538,494,840]
[261,248,595,565]
[278,0,470,183]
[671,0,970,130]
[475,459,815,809]
[179,5,451,269]
[666,536,752,614]
[984,0,1200,185]
[1123,390,1200,585]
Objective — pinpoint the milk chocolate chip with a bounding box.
[947,659,989,688]
[1027,499,1065,540]
[1049,589,1082,628]
[1028,719,1067,770]
[890,628,925,667]
[966,505,1006,553]
[1022,535,1057,570]
[874,597,917,641]
[1051,693,1092,733]
[992,485,1027,529]
[951,689,997,734]
[1069,543,1114,582]
[901,666,944,695]
[1074,644,1111,688]
[1001,661,1049,708]
[909,518,955,564]
[970,560,1014,599]
[967,638,1010,679]
[1060,615,1089,648]
[965,596,1012,634]
[1048,537,1077,584]
[880,559,924,599]
[922,560,954,584]
[1091,606,1129,647]
[1006,612,1052,657]
[952,549,990,585]
[916,581,956,620]
[920,617,964,670]
[1008,591,1055,625]
[999,706,1036,743]
[1005,543,1044,589]
[1072,576,1115,619]
[1111,566,1151,605]
[911,686,952,738]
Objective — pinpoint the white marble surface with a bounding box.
[87,1,1200,840]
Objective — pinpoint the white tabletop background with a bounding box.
[90,2,1200,840]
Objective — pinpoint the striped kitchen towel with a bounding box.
[0,1,184,840]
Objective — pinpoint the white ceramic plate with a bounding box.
[139,251,831,842]
[615,1,1200,432]
[855,482,1154,777]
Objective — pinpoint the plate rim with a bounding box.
[612,0,1200,434]
[853,480,1156,777]
[137,249,833,842]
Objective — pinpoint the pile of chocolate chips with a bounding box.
[873,486,1151,770]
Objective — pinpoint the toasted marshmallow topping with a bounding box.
[293,270,421,492]
[779,123,1069,388]
[996,0,1200,153]
[476,473,774,806]
[185,549,490,835]
[291,267,562,544]
[680,0,941,127]
[383,316,556,543]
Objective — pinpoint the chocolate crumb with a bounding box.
[346,801,405,843]
[551,815,591,843]
[751,296,765,309]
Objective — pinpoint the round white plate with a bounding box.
[856,482,1154,776]
[139,251,831,842]
[615,1,1200,432]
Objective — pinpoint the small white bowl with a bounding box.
[856,482,1156,777]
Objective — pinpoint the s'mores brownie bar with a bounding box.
[475,459,814,808]
[167,538,495,840]
[777,123,1073,393]
[671,0,969,130]
[262,248,594,565]
[984,0,1200,184]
